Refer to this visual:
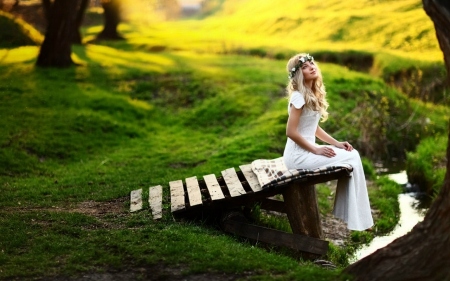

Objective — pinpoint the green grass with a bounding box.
[0,40,446,278]
[0,10,43,48]
[406,134,448,196]
[1,211,345,279]
[93,0,447,106]
[1,1,449,278]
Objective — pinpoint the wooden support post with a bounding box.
[259,198,286,213]
[282,182,323,239]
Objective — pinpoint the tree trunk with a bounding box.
[424,0,450,81]
[72,0,89,44]
[41,0,51,25]
[343,1,450,280]
[37,0,80,68]
[97,0,123,40]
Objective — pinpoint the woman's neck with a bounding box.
[304,80,313,88]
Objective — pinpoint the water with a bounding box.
[351,171,426,262]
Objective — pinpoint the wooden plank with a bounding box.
[204,174,225,201]
[130,188,143,212]
[169,180,185,212]
[171,168,352,217]
[149,185,163,219]
[221,168,247,197]
[223,219,328,255]
[239,164,262,192]
[185,176,203,207]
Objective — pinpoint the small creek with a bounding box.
[351,171,427,262]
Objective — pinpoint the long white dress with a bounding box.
[283,91,374,231]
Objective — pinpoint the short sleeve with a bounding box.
[288,91,305,113]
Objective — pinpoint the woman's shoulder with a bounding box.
[290,91,305,101]
[289,90,306,110]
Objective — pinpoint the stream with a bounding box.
[351,171,427,262]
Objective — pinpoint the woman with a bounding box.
[283,53,373,231]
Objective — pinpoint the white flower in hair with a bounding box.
[288,54,315,80]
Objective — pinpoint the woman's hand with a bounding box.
[314,146,336,158]
[334,141,353,151]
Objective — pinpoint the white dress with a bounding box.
[283,91,374,231]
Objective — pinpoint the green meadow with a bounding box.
[1,0,449,279]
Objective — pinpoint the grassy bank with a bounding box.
[406,134,448,196]
[0,40,441,279]
[1,0,449,278]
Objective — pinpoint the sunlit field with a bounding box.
[0,0,449,279]
[94,0,442,59]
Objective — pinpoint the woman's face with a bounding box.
[301,60,318,82]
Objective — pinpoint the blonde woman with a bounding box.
[283,53,373,231]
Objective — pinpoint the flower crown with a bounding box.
[288,54,314,79]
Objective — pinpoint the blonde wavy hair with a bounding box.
[286,53,329,121]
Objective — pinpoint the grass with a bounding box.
[406,134,448,196]
[1,0,449,279]
[97,0,448,107]
[0,43,414,279]
[2,211,345,279]
[0,39,446,279]
[0,10,43,49]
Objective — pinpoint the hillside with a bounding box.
[197,0,439,55]
[114,0,447,105]
[0,1,449,279]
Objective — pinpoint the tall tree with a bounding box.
[343,1,450,280]
[97,0,123,40]
[37,0,81,67]
[72,0,89,44]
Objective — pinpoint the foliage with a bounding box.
[368,176,403,234]
[406,134,448,196]
[361,158,377,180]
[0,10,43,48]
[0,42,414,278]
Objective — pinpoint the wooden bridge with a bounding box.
[130,163,352,257]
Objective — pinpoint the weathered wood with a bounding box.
[169,180,185,212]
[175,169,352,217]
[223,219,328,255]
[149,185,163,219]
[282,183,323,239]
[259,198,286,213]
[239,164,262,192]
[130,188,143,212]
[185,176,203,207]
[221,168,247,197]
[204,174,225,201]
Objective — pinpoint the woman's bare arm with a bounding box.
[315,126,339,146]
[316,125,353,151]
